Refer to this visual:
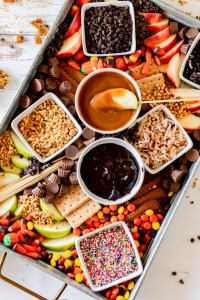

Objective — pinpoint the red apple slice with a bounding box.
[144,27,170,44]
[187,102,200,112]
[146,19,169,32]
[156,34,177,52]
[159,40,184,64]
[167,53,181,88]
[138,12,162,24]
[158,64,169,73]
[178,114,200,131]
[170,88,200,99]
[57,32,82,59]
[64,8,81,39]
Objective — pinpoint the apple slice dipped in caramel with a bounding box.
[90,88,139,111]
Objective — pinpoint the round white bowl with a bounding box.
[77,137,145,206]
[75,68,142,134]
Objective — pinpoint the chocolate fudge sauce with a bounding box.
[81,143,139,200]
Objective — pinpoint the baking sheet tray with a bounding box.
[0,1,200,300]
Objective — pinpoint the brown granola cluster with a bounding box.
[0,69,10,89]
[18,99,78,158]
[30,18,49,44]
[0,130,18,167]
[142,82,189,119]
[18,194,53,225]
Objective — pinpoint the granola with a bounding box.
[0,69,10,89]
[0,130,18,167]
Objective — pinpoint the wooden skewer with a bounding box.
[0,150,83,203]
[142,98,200,104]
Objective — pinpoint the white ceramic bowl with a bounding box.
[180,32,200,89]
[77,137,145,206]
[75,68,142,134]
[81,1,136,57]
[11,92,82,163]
[128,105,193,174]
[76,221,143,292]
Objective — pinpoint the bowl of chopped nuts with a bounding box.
[126,105,193,174]
[11,93,82,163]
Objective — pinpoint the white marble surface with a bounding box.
[1,1,200,300]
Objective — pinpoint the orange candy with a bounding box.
[104,222,111,226]
[123,207,129,215]
[85,218,92,226]
[110,216,118,223]
[67,273,75,278]
[74,267,82,275]
[127,203,136,212]
[93,221,100,228]
[118,213,125,221]
[82,229,91,235]
[92,214,99,222]
[73,228,81,236]
[109,205,118,211]
[102,207,110,214]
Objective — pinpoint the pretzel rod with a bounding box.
[142,98,200,104]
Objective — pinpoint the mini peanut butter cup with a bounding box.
[59,81,72,94]
[171,170,185,183]
[69,171,78,185]
[68,105,76,116]
[32,78,45,92]
[49,66,61,78]
[38,64,49,74]
[48,173,60,184]
[73,137,84,149]
[60,96,72,107]
[32,186,45,197]
[186,27,199,40]
[178,27,188,39]
[65,145,78,158]
[178,155,187,164]
[169,21,178,34]
[61,158,74,170]
[59,184,68,197]
[40,89,48,96]
[46,77,57,90]
[180,44,190,54]
[42,194,54,203]
[23,188,33,196]
[46,182,59,194]
[179,164,188,174]
[19,95,33,108]
[164,165,175,177]
[58,167,71,178]
[83,137,95,146]
[73,161,78,171]
[47,56,59,67]
[194,129,200,141]
[170,182,180,193]
[82,127,95,140]
[185,148,199,162]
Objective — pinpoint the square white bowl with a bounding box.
[128,105,193,174]
[76,221,143,292]
[11,92,82,163]
[180,32,200,89]
[81,1,136,57]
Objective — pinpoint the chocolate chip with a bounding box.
[10,45,14,48]
[190,201,194,204]
[179,279,184,284]
[190,237,195,243]
[0,38,5,42]
[172,271,177,276]
[198,235,200,240]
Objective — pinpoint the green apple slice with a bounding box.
[0,173,20,189]
[39,199,65,221]
[34,221,71,238]
[0,195,18,218]
[11,155,31,169]
[11,131,33,158]
[41,233,78,251]
[10,204,24,222]
[1,165,22,175]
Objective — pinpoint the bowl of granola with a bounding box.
[126,105,193,174]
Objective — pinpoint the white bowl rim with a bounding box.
[77,137,145,205]
[75,68,142,134]
[75,221,143,291]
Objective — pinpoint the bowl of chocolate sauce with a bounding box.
[77,138,145,205]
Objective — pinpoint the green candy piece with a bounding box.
[3,234,12,247]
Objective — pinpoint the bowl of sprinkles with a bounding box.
[76,221,143,291]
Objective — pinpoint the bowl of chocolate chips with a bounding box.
[81,1,136,56]
[180,31,200,89]
[77,137,145,206]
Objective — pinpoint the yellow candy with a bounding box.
[127,281,135,290]
[124,291,130,300]
[118,206,124,214]
[139,252,144,258]
[116,296,124,300]
[131,226,138,233]
[27,221,33,231]
[134,240,139,248]
[80,265,84,271]
[64,250,72,258]
[75,273,83,283]
[75,258,81,267]
[52,253,61,261]
[152,222,160,230]
[64,259,73,267]
[168,191,173,197]
[50,259,56,267]
[145,209,154,216]
[98,211,103,219]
